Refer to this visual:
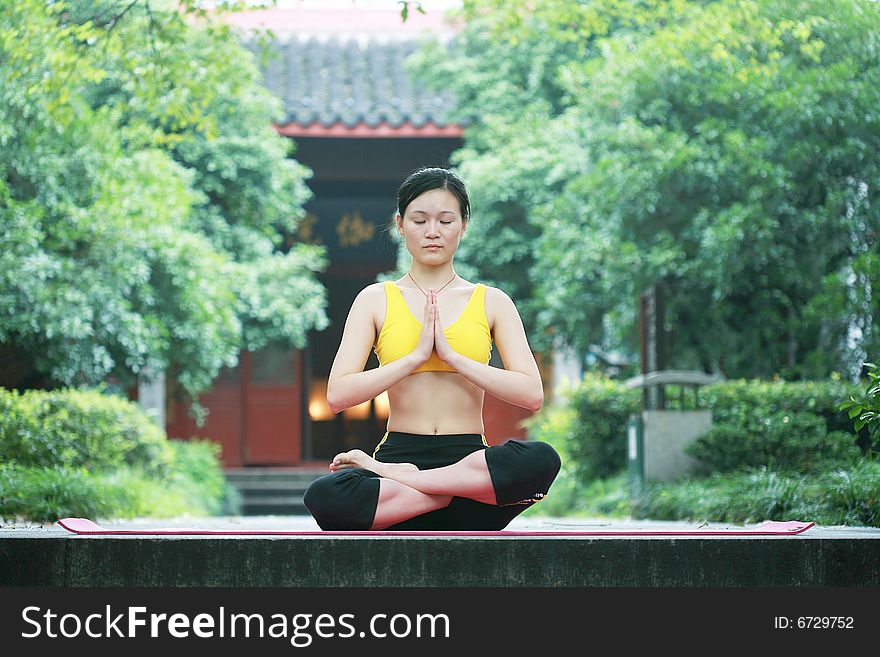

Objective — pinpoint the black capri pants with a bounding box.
[303,432,561,531]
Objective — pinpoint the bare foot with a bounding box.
[329,449,418,477]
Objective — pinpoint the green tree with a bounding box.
[408,0,701,354]
[412,0,880,380]
[0,0,328,398]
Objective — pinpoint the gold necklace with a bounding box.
[408,272,457,297]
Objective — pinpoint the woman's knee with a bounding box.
[486,439,561,506]
[302,474,335,520]
[498,439,560,477]
[303,469,380,531]
[527,441,562,479]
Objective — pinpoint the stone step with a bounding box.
[224,468,325,484]
[231,481,313,492]
[223,469,322,516]
[240,495,306,506]
[241,504,308,516]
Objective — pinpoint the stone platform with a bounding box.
[3,516,878,587]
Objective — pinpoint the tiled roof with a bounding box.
[244,33,460,131]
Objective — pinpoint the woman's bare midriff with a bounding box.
[385,370,485,435]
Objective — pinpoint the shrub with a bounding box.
[166,438,240,516]
[527,374,641,482]
[529,377,862,483]
[699,379,866,446]
[521,375,876,525]
[0,387,174,475]
[521,402,580,516]
[0,463,120,521]
[522,374,639,515]
[633,467,824,524]
[0,387,232,521]
[686,411,862,474]
[631,460,880,528]
[0,450,236,522]
[817,460,880,526]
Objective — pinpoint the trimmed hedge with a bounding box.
[0,387,174,475]
[526,375,866,484]
[521,374,877,525]
[687,379,866,474]
[0,386,235,521]
[699,378,866,438]
[685,411,862,474]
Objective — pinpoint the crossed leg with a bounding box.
[304,440,560,531]
[331,449,497,530]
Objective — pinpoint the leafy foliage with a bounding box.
[686,411,861,474]
[839,362,880,455]
[524,373,867,517]
[0,0,327,397]
[0,386,235,521]
[634,461,880,527]
[411,0,880,380]
[0,386,173,473]
[697,377,864,435]
[523,373,640,481]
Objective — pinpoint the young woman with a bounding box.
[303,167,560,531]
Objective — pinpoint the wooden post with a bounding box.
[639,285,667,410]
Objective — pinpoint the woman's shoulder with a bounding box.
[347,283,389,332]
[357,281,390,297]
[350,282,388,312]
[481,283,513,304]
[481,284,519,327]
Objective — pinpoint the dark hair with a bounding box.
[396,167,470,222]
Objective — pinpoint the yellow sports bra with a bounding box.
[374,282,492,373]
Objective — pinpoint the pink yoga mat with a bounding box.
[57,518,814,536]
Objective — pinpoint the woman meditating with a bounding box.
[303,167,560,531]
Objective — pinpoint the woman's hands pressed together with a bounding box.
[411,289,457,367]
[431,290,457,365]
[411,288,437,364]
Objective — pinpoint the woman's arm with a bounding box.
[435,287,544,411]
[326,284,434,414]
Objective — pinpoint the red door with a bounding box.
[166,363,246,466]
[243,346,302,465]
[167,345,303,467]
